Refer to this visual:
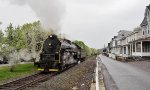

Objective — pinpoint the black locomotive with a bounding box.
[37,34,86,72]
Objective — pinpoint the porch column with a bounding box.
[130,44,132,56]
[141,41,143,57]
[132,43,133,53]
[135,42,137,53]
[122,47,124,56]
[126,46,128,55]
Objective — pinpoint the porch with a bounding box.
[129,40,150,57]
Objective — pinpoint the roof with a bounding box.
[116,30,132,40]
[128,36,150,43]
[140,16,148,26]
[140,4,150,26]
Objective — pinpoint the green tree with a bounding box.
[1,21,54,71]
[4,23,16,71]
[74,40,98,56]
[5,23,13,44]
[133,26,141,32]
[0,30,4,46]
[20,21,52,62]
[74,40,91,56]
[4,24,27,71]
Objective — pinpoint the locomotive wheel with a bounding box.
[59,66,65,71]
[58,63,64,71]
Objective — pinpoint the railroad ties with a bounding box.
[0,64,75,90]
[0,72,55,90]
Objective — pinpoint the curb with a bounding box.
[99,62,105,90]
[90,56,106,90]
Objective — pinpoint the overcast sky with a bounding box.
[0,0,150,49]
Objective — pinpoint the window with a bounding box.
[143,42,150,52]
[136,42,141,52]
[143,31,144,35]
[148,30,150,34]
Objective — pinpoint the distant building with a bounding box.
[108,30,132,59]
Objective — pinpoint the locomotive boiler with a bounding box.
[37,34,86,72]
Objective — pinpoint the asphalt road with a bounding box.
[100,55,150,90]
[0,64,10,67]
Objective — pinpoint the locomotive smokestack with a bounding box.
[8,0,66,30]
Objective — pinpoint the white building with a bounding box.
[109,30,132,59]
[108,4,150,60]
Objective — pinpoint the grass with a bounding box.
[0,63,37,83]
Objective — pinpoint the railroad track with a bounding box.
[0,72,56,90]
[0,64,76,90]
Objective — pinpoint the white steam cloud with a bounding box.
[9,0,66,30]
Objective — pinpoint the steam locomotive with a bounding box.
[37,34,86,72]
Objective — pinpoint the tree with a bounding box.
[0,30,4,46]
[5,23,14,47]
[20,21,52,62]
[4,24,27,71]
[74,40,91,56]
[133,26,141,32]
[4,23,16,71]
[74,40,98,56]
[1,21,54,71]
[0,30,4,61]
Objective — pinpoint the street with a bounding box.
[99,55,150,90]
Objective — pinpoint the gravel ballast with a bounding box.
[26,57,96,90]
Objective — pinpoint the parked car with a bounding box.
[0,60,3,64]
[3,61,8,64]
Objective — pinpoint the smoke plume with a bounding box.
[9,0,66,30]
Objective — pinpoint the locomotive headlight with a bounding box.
[50,35,52,38]
[49,43,51,46]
